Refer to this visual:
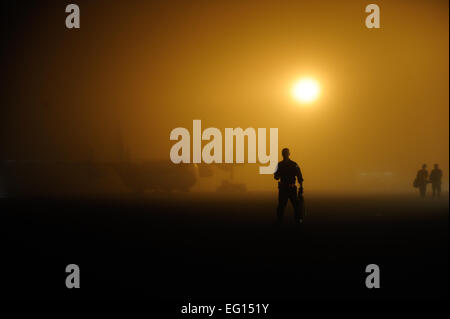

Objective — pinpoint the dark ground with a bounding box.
[0,192,448,303]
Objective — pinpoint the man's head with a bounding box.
[434,163,439,169]
[422,164,427,169]
[282,148,290,160]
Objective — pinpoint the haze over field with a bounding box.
[1,0,448,193]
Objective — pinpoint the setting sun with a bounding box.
[292,78,320,104]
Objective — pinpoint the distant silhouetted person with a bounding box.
[429,164,442,198]
[414,164,429,198]
[274,148,304,224]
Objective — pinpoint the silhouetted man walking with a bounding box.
[429,164,442,198]
[415,164,429,198]
[274,148,304,224]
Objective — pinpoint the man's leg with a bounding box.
[288,188,301,223]
[277,190,288,222]
[437,184,441,198]
[420,185,426,198]
[298,195,305,220]
[432,184,436,198]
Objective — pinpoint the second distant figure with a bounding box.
[429,164,443,198]
[274,148,304,224]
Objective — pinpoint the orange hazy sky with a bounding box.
[2,0,448,193]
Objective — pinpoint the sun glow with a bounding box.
[292,78,320,104]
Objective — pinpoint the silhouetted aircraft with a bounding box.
[0,160,198,197]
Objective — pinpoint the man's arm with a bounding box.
[297,165,303,186]
[274,164,280,180]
